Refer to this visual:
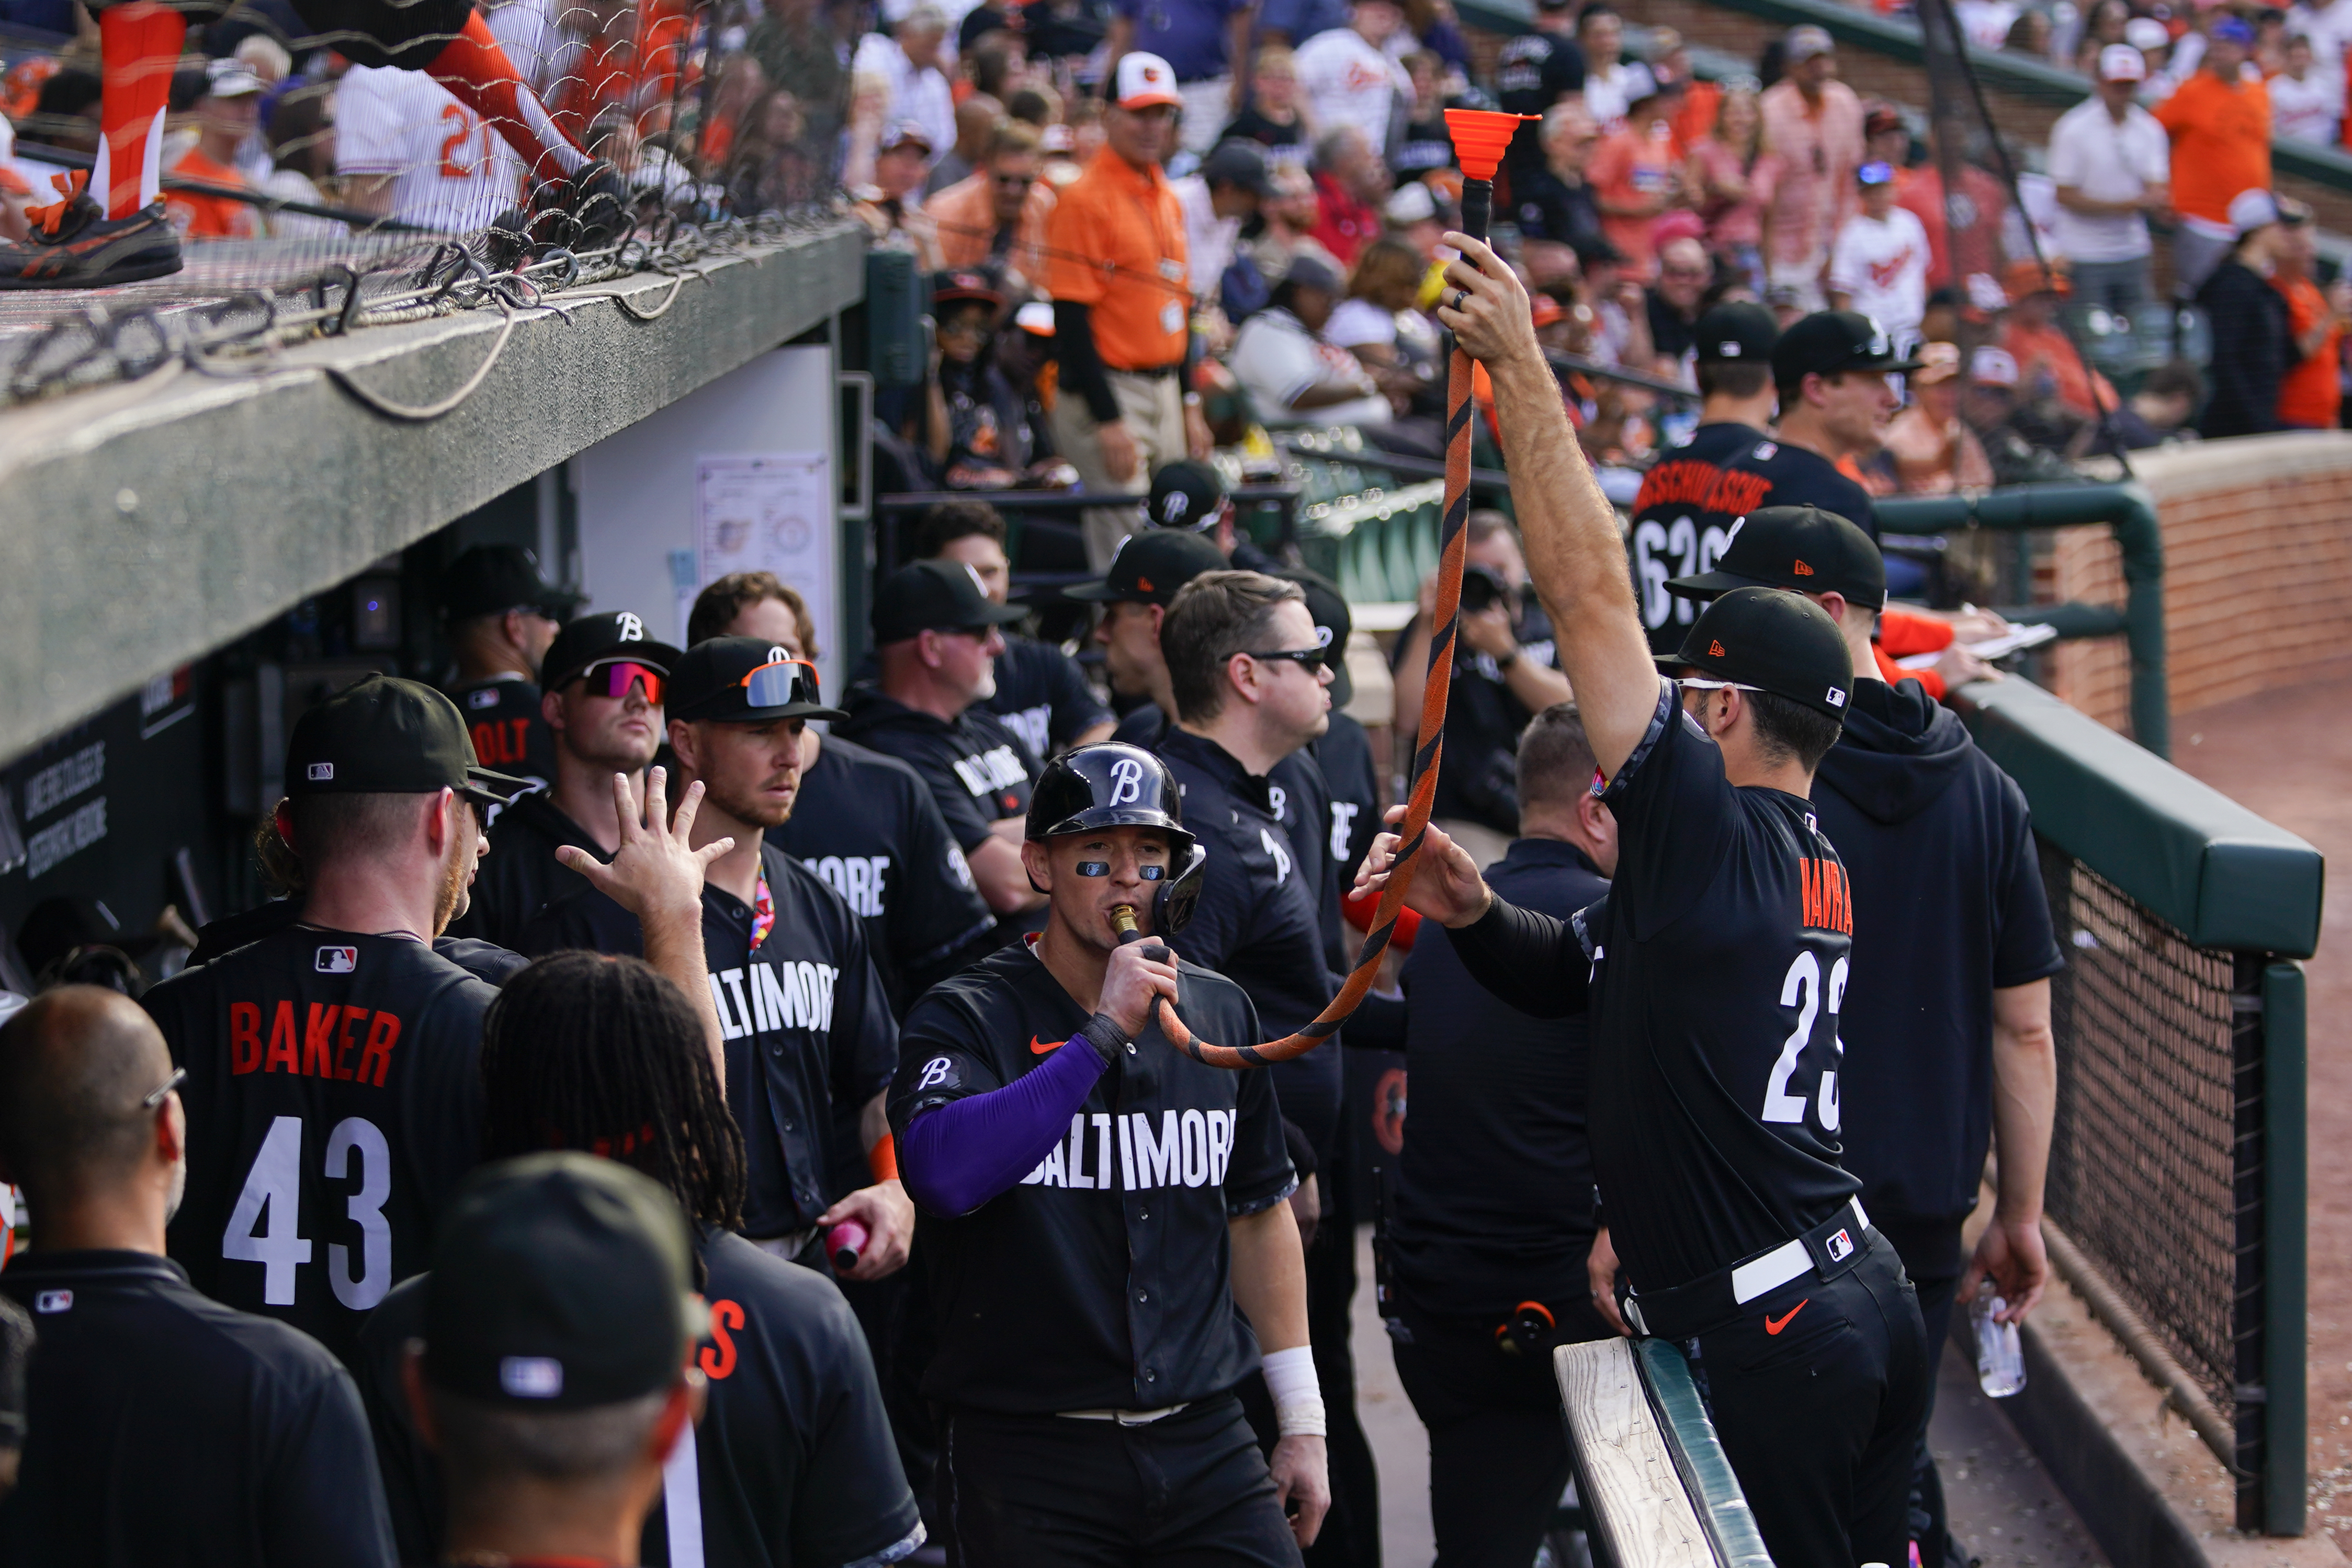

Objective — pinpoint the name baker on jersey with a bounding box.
[709,960,841,1041]
[227,1002,402,1085]
[1017,1108,1242,1191]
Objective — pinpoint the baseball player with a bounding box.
[439,544,582,798]
[524,640,910,1277]
[1360,237,1929,1566]
[889,742,1328,1565]
[358,952,924,1568]
[142,676,720,1367]
[447,609,681,948]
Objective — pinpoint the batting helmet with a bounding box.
[1026,743,1207,934]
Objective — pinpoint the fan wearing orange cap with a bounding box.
[1995,257,2116,421]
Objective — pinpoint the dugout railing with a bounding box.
[1954,674,2320,1537]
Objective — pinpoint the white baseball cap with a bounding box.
[2097,42,2147,80]
[1386,179,1437,224]
[2229,187,2282,236]
[1114,52,1183,110]
[1969,346,2019,388]
[2124,16,2170,50]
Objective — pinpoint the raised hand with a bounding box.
[1352,804,1491,928]
[555,766,731,927]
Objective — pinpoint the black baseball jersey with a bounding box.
[987,634,1113,762]
[835,689,1041,854]
[143,928,494,1368]
[1390,838,1609,1320]
[1387,598,1563,837]
[769,734,997,1012]
[1314,710,1381,888]
[1812,678,2063,1228]
[1156,729,1345,1157]
[522,844,899,1240]
[447,675,553,797]
[1630,426,1880,656]
[442,790,596,949]
[188,900,528,987]
[0,1251,397,1568]
[357,1228,923,1568]
[889,941,1296,1413]
[1494,30,1585,186]
[1113,704,1342,923]
[1586,682,1861,1292]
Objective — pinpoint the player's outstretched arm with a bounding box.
[1435,232,1660,779]
[1351,805,1491,927]
[555,766,731,1083]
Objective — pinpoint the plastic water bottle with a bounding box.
[1972,1294,2027,1397]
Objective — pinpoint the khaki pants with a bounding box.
[1179,75,1234,156]
[1049,368,1188,570]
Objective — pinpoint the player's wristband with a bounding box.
[1076,1012,1129,1067]
[1262,1345,1326,1437]
[868,1134,899,1184]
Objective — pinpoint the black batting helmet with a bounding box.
[1026,743,1206,934]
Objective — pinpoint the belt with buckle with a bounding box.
[1056,1403,1191,1425]
[1619,1196,1874,1342]
[1107,362,1183,380]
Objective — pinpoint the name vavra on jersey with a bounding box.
[1019,1108,1241,1191]
[951,746,1030,797]
[810,855,891,916]
[709,960,840,1040]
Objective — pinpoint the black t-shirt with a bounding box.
[1115,706,1341,928]
[1313,710,1381,889]
[1812,679,2064,1227]
[1628,425,1881,656]
[1509,167,1605,251]
[835,689,1041,855]
[1494,30,1586,187]
[522,844,900,1239]
[889,940,1296,1413]
[770,734,998,1012]
[1393,116,1456,178]
[1220,107,1309,172]
[357,1228,922,1568]
[0,1251,396,1567]
[1390,838,1609,1320]
[1387,596,1562,836]
[447,676,553,798]
[1647,294,1701,365]
[443,790,595,949]
[1155,728,1346,1154]
[1587,681,1862,1292]
[987,634,1113,762]
[144,928,495,1368]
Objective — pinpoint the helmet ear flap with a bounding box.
[1151,843,1209,935]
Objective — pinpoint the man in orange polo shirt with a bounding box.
[163,59,264,240]
[1046,51,1204,570]
[2154,15,2271,296]
[1998,258,2117,422]
[2271,202,2348,428]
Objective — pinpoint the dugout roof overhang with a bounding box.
[0,216,865,764]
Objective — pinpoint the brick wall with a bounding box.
[2039,433,2352,734]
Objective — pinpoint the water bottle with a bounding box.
[1972,1294,2027,1397]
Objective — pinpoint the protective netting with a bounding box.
[2038,839,2240,1421]
[0,0,855,404]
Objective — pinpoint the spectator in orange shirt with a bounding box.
[1588,76,1685,278]
[1896,122,2008,296]
[1999,258,2116,422]
[163,60,264,241]
[2154,15,2272,294]
[929,121,1056,291]
[2270,202,2348,428]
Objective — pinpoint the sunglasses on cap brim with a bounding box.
[743,657,824,709]
[1680,676,1765,693]
[580,659,666,702]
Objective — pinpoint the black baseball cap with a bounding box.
[1660,587,1855,720]
[1695,301,1778,366]
[422,1154,702,1412]
[287,674,529,804]
[872,559,1027,643]
[541,611,684,695]
[1282,568,1354,708]
[1772,310,1921,387]
[440,544,583,622]
[667,636,849,723]
[1666,505,1885,610]
[1200,138,1273,197]
[1148,460,1228,531]
[1065,528,1229,605]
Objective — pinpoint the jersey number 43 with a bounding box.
[1763,950,1847,1133]
[223,1115,392,1311]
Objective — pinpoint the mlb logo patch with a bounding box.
[468,689,500,709]
[315,946,358,974]
[1825,1228,1855,1263]
[501,1356,564,1398]
[33,1290,72,1313]
[1826,687,1848,708]
[307,763,334,781]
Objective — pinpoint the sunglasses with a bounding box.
[1247,646,1329,669]
[741,657,823,709]
[580,659,665,702]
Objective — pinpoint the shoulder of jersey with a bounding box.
[705,1229,860,1323]
[816,733,928,788]
[764,843,862,924]
[152,1274,357,1385]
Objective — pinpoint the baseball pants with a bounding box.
[1876,1213,1967,1560]
[1047,368,1188,571]
[1686,1243,1928,1568]
[942,1393,1303,1568]
[1390,1294,1615,1568]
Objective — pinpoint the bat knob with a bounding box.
[1111,905,1143,944]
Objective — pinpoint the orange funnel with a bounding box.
[1444,108,1537,182]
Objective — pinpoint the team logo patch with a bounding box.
[500,1357,564,1397]
[1108,757,1145,805]
[307,763,334,781]
[468,689,500,709]
[1826,687,1847,708]
[916,1056,958,1092]
[1825,1227,1855,1263]
[315,946,359,974]
[33,1289,71,1313]
[616,612,644,641]
[1160,491,1190,524]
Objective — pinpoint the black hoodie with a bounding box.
[1811,678,2064,1232]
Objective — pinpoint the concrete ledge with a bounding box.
[0,218,864,761]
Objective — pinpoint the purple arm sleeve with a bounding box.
[900,1033,1112,1217]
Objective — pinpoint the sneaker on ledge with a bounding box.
[0,188,182,290]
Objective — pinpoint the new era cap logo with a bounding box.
[1709,640,1725,657]
[315,946,358,973]
[307,763,334,781]
[1826,1227,1855,1262]
[468,689,499,709]
[1826,687,1847,707]
[1792,560,1814,576]
[33,1290,71,1313]
[500,1357,564,1398]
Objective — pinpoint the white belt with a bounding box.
[1057,1403,1190,1425]
[1729,1196,1871,1306]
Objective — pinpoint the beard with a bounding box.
[706,771,795,832]
[431,834,472,934]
